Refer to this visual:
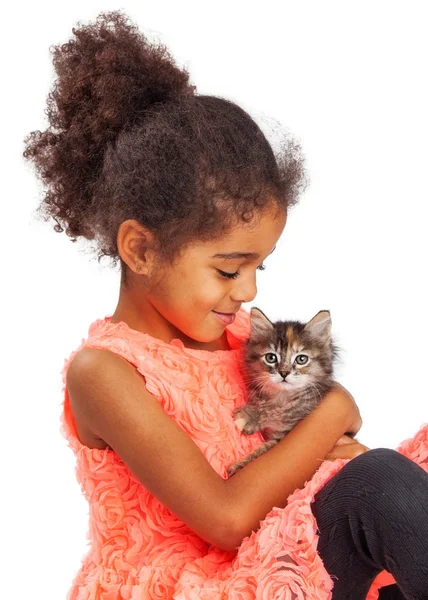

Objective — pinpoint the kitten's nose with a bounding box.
[279,370,290,379]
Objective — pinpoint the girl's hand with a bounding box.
[324,434,370,462]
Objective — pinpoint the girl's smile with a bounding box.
[212,310,237,325]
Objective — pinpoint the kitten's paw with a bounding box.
[242,423,258,435]
[234,416,247,433]
[232,409,248,432]
[233,408,258,435]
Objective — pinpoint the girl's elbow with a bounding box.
[216,516,245,552]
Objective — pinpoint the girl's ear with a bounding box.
[303,310,331,339]
[117,219,157,276]
[250,307,275,338]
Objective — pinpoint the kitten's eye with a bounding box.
[264,353,278,365]
[295,354,309,365]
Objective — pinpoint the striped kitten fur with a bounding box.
[227,307,341,477]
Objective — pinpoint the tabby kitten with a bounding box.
[226,307,341,477]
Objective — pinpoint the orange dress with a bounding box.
[61,306,428,599]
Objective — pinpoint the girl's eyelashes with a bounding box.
[217,264,266,280]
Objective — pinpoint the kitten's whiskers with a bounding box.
[307,381,323,403]
[250,375,274,397]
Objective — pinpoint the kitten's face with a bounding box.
[244,308,336,393]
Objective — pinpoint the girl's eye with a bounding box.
[295,354,309,365]
[263,352,277,365]
[217,264,266,280]
[217,269,239,280]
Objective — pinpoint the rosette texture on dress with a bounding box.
[60,307,428,599]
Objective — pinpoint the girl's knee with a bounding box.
[348,447,407,479]
[314,448,419,512]
[344,447,421,499]
[344,446,427,520]
[355,447,399,464]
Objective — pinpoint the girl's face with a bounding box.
[145,206,287,344]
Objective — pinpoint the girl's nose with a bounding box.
[230,274,257,304]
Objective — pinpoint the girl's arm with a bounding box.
[224,389,357,549]
[66,349,354,552]
[66,347,239,550]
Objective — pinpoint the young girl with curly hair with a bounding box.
[24,11,428,600]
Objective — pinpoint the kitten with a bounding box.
[227,307,342,477]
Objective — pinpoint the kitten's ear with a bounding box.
[250,307,275,337]
[304,310,331,339]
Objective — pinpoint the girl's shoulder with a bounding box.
[60,306,252,453]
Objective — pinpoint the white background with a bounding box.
[3,1,427,598]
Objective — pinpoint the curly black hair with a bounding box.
[23,10,307,283]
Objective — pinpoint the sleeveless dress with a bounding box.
[60,306,428,600]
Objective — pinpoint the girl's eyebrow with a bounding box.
[211,251,259,260]
[210,245,276,260]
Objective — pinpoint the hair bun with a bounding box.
[23,10,195,238]
[56,10,195,139]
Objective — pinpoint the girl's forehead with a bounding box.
[203,209,286,257]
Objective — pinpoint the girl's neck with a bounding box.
[110,292,231,352]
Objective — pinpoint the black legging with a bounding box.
[311,448,428,600]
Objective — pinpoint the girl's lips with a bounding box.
[212,311,236,325]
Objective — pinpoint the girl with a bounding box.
[23,11,428,600]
